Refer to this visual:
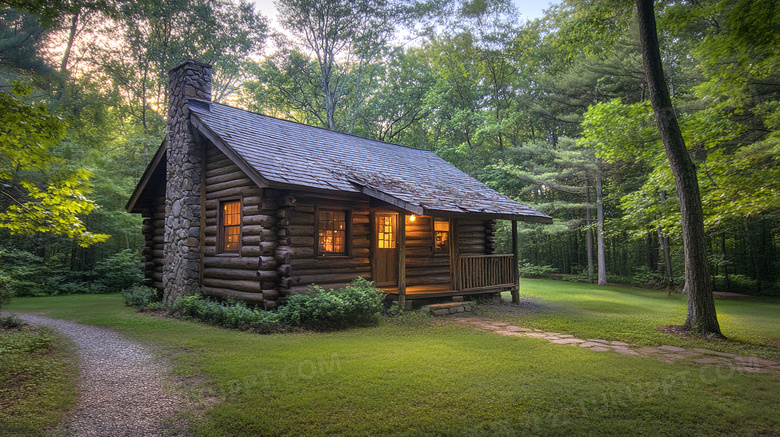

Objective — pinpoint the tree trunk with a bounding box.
[60,9,80,73]
[586,176,594,283]
[636,0,723,337]
[596,159,606,285]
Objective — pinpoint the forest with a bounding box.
[1,0,778,299]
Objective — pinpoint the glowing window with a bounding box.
[318,210,347,255]
[377,215,396,249]
[220,200,241,253]
[434,219,450,254]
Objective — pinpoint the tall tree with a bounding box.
[636,0,722,337]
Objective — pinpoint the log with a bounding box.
[277,264,291,276]
[292,266,372,276]
[262,289,280,300]
[406,274,452,285]
[202,277,262,293]
[204,225,217,236]
[278,236,315,247]
[263,299,280,310]
[205,156,234,171]
[282,194,297,206]
[289,258,370,269]
[203,256,259,270]
[205,186,262,200]
[405,257,450,268]
[459,237,488,246]
[275,246,314,263]
[243,214,275,227]
[407,267,450,277]
[286,282,357,295]
[205,170,249,186]
[202,286,264,305]
[259,256,277,270]
[205,163,241,178]
[242,226,274,239]
[203,268,259,281]
[277,225,314,237]
[292,272,369,285]
[242,243,276,257]
[206,178,254,194]
[277,212,314,226]
[257,270,279,281]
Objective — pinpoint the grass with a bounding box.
[4,280,780,436]
[0,317,79,436]
[495,279,780,361]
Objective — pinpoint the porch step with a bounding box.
[421,302,474,316]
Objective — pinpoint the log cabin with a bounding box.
[126,60,552,310]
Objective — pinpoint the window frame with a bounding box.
[433,218,451,256]
[218,198,242,255]
[315,207,351,257]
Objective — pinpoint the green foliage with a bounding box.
[0,83,109,247]
[0,274,14,309]
[0,314,22,329]
[518,262,557,279]
[171,277,385,333]
[121,285,158,308]
[94,249,144,292]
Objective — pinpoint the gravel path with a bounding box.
[15,314,185,436]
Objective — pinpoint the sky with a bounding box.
[252,0,558,28]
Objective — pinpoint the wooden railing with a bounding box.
[457,254,518,292]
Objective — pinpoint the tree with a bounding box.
[636,0,722,337]
[0,83,109,247]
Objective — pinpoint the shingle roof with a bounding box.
[188,100,551,223]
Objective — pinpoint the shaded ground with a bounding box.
[15,314,185,436]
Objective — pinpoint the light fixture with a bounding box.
[409,215,416,222]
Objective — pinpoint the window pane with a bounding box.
[221,200,241,253]
[318,210,347,254]
[434,219,449,254]
[377,216,395,249]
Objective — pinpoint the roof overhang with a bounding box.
[126,141,167,213]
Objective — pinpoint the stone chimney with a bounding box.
[162,60,212,304]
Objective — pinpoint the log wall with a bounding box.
[456,219,494,255]
[404,216,450,287]
[141,199,166,291]
[276,192,372,295]
[200,144,280,308]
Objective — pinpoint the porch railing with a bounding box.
[457,254,518,292]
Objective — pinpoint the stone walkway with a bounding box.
[450,316,780,374]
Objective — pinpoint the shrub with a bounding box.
[122,285,158,307]
[94,249,144,292]
[0,314,22,329]
[0,274,14,310]
[518,262,557,279]
[169,277,384,333]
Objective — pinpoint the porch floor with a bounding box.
[381,284,509,300]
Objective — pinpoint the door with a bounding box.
[374,213,398,286]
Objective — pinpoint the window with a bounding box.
[220,200,241,253]
[317,209,348,255]
[377,215,396,249]
[434,219,450,254]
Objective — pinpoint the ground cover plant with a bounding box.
[4,279,780,436]
[0,315,79,436]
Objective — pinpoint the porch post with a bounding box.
[511,220,520,304]
[451,218,460,291]
[398,213,407,310]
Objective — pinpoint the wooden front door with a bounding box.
[374,213,398,286]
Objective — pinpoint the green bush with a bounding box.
[0,314,22,329]
[170,277,384,333]
[94,249,144,292]
[122,285,159,307]
[518,262,557,279]
[0,274,14,310]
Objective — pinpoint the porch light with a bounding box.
[409,215,416,222]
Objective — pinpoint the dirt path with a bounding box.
[15,314,185,436]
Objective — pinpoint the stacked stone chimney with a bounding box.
[162,60,212,304]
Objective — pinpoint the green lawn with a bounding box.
[4,280,780,436]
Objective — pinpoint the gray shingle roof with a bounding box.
[188,100,551,223]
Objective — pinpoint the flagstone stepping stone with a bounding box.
[693,348,741,358]
[587,339,611,344]
[611,341,630,346]
[590,346,611,352]
[506,326,531,332]
[579,341,609,348]
[636,346,667,355]
[558,335,575,339]
[658,345,687,352]
[550,338,586,345]
[523,332,552,338]
[613,347,640,356]
[729,365,769,374]
[692,357,725,365]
